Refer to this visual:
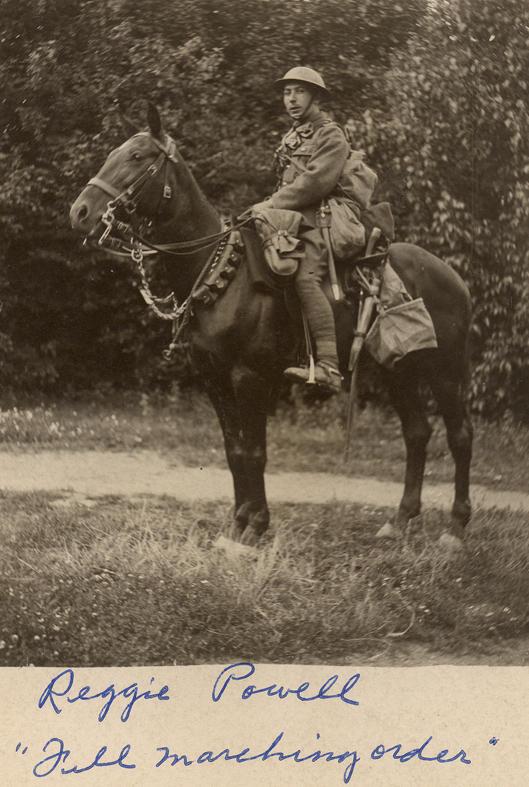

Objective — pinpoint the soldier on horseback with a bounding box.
[71,100,473,550]
[254,66,369,394]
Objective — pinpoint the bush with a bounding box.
[0,0,527,419]
[346,0,529,418]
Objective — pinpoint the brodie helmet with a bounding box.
[275,67,331,99]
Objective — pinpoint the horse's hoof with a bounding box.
[226,522,245,542]
[438,531,464,553]
[240,526,262,548]
[375,521,401,540]
[213,534,258,558]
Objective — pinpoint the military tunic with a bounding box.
[270,110,350,366]
[271,113,350,220]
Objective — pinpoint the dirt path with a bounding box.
[0,449,528,513]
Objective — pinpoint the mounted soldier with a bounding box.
[70,99,473,551]
[253,66,375,394]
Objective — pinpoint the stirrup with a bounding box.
[284,361,343,394]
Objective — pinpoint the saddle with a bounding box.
[191,201,395,306]
[187,205,437,372]
[248,201,396,292]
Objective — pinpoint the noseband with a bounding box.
[87,132,179,258]
[82,130,253,336]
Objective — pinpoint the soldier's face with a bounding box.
[283,82,317,121]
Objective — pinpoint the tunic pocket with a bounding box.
[291,142,315,160]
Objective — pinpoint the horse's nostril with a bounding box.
[78,204,89,221]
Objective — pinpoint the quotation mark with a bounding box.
[16,742,29,755]
[489,737,499,746]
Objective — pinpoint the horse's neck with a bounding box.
[157,165,221,300]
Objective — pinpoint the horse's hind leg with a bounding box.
[430,377,473,543]
[377,369,432,538]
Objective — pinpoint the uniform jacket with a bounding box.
[270,111,350,221]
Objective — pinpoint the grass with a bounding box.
[1,491,528,667]
[0,390,527,490]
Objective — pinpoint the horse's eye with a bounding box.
[131,151,142,161]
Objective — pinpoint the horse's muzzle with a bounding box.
[69,187,104,234]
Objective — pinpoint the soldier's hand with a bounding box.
[252,199,273,215]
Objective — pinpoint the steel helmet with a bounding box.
[275,67,331,99]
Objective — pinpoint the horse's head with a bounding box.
[70,104,185,246]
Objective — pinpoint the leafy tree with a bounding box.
[348,0,529,418]
[2,0,527,421]
[0,0,425,394]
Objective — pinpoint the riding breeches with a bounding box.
[295,227,338,366]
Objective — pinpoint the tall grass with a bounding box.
[1,493,528,666]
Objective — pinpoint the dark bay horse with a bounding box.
[70,105,473,551]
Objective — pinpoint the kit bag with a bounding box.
[329,139,378,260]
[251,206,304,278]
[327,197,366,260]
[337,149,379,210]
[364,262,438,368]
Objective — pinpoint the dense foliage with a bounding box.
[349,0,529,418]
[0,0,527,418]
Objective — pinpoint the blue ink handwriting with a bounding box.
[211,662,360,706]
[32,737,136,778]
[155,731,472,784]
[25,732,478,782]
[156,731,361,783]
[38,668,170,722]
[370,735,471,765]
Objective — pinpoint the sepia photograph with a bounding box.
[1,0,528,678]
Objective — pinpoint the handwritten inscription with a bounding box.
[211,662,361,705]
[370,736,471,765]
[38,668,170,722]
[32,738,136,778]
[21,664,480,783]
[26,732,472,782]
[156,731,361,782]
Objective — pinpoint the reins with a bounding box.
[129,215,252,257]
[85,131,253,341]
[88,131,252,259]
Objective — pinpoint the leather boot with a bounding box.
[284,361,343,394]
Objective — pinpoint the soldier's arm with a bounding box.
[270,125,349,210]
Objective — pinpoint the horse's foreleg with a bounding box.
[380,373,432,536]
[204,378,249,536]
[431,378,473,539]
[230,366,270,547]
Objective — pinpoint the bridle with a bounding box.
[87,132,180,259]
[86,131,251,261]
[83,130,252,335]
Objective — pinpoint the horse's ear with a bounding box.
[147,102,163,140]
[118,111,140,139]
